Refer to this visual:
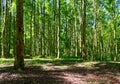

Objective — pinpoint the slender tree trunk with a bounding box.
[2,0,8,58]
[74,0,77,57]
[81,0,87,59]
[65,16,68,56]
[30,0,33,57]
[100,22,103,61]
[75,16,78,57]
[43,0,46,56]
[14,0,24,70]
[78,0,82,56]
[13,15,16,57]
[37,1,42,56]
[24,29,26,56]
[8,0,12,57]
[37,1,40,56]
[0,0,1,56]
[47,19,52,56]
[53,0,57,56]
[1,0,5,58]
[34,1,36,56]
[40,2,43,56]
[113,14,117,61]
[47,20,50,56]
[0,0,2,24]
[113,1,117,61]
[57,0,60,58]
[33,1,39,56]
[70,10,74,56]
[93,0,97,60]
[109,23,113,60]
[41,0,46,57]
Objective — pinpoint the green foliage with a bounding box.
[0,58,14,65]
[10,1,16,13]
[0,0,120,62]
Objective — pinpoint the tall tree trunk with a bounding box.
[14,0,24,70]
[65,16,68,56]
[33,1,37,56]
[47,19,52,56]
[70,9,74,56]
[109,22,113,60]
[43,0,46,56]
[113,14,117,61]
[13,15,16,57]
[40,2,43,56]
[93,0,97,60]
[57,0,60,58]
[0,0,1,56]
[75,16,78,57]
[113,1,117,61]
[53,0,57,56]
[81,0,87,59]
[37,1,42,56]
[100,22,103,61]
[1,0,5,58]
[41,0,46,57]
[29,0,33,57]
[33,1,39,56]
[2,0,8,58]
[8,0,12,57]
[73,0,78,56]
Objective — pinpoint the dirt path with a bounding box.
[0,62,120,84]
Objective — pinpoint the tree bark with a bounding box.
[30,0,33,57]
[113,1,117,61]
[75,15,78,57]
[52,0,57,56]
[1,0,9,58]
[93,0,97,59]
[14,0,24,70]
[57,0,60,58]
[0,0,1,57]
[81,0,87,59]
[100,22,103,61]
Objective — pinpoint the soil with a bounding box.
[0,62,120,84]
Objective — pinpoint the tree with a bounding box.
[93,0,97,59]
[0,0,1,56]
[1,0,9,58]
[113,0,117,61]
[57,0,60,58]
[81,0,87,59]
[0,0,120,62]
[14,0,24,70]
[30,0,33,57]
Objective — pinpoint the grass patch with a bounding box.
[0,58,14,65]
[0,56,82,65]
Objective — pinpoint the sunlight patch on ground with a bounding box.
[41,63,68,71]
[0,64,13,67]
[74,62,99,69]
[58,72,88,84]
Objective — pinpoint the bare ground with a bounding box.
[0,62,120,84]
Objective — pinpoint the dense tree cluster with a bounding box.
[0,0,120,69]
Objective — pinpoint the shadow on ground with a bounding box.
[0,62,120,84]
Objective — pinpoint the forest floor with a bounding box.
[0,58,120,84]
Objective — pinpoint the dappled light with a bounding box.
[0,0,120,83]
[0,60,119,84]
